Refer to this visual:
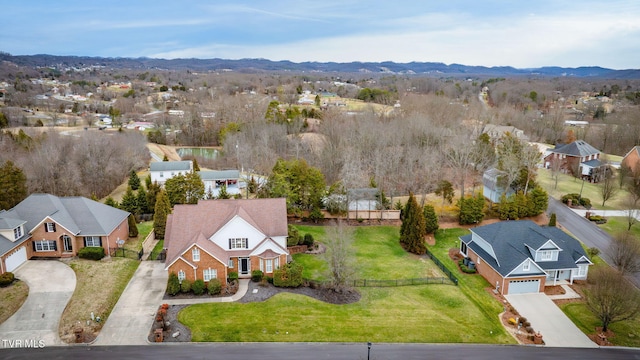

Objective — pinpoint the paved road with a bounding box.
[93,262,167,345]
[547,197,640,288]
[505,293,597,348]
[2,343,640,360]
[0,261,75,347]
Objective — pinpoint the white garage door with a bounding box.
[508,279,540,294]
[5,246,27,272]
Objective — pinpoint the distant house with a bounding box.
[459,220,592,295]
[199,170,241,197]
[164,198,289,287]
[0,194,130,274]
[543,140,607,182]
[482,124,529,143]
[621,146,640,175]
[149,160,193,186]
[482,168,514,203]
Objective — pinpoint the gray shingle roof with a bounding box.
[461,220,589,277]
[198,170,239,181]
[551,140,600,157]
[150,160,192,172]
[0,194,130,256]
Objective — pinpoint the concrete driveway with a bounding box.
[94,261,168,345]
[0,260,76,347]
[505,293,597,348]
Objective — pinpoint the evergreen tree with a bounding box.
[548,213,557,227]
[184,171,205,204]
[128,214,138,237]
[136,186,149,214]
[128,169,141,190]
[145,174,152,189]
[104,196,119,208]
[192,158,200,172]
[162,154,169,161]
[153,191,171,239]
[164,174,187,206]
[527,186,548,215]
[458,194,485,225]
[120,186,138,215]
[0,160,27,210]
[217,183,231,199]
[146,181,161,214]
[423,204,439,234]
[400,193,427,255]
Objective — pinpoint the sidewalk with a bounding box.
[162,279,249,305]
[548,284,581,300]
[571,209,640,220]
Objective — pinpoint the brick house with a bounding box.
[0,194,130,274]
[459,220,592,295]
[621,146,640,175]
[164,198,289,287]
[543,140,607,182]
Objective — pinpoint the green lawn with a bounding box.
[537,168,629,210]
[124,221,153,251]
[561,301,640,347]
[598,217,640,238]
[179,225,514,344]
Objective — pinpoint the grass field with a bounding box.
[179,225,514,344]
[598,216,640,238]
[537,168,630,210]
[560,292,640,347]
[0,280,28,325]
[58,258,139,343]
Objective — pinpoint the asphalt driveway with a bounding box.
[0,260,76,347]
[93,261,168,345]
[505,293,597,348]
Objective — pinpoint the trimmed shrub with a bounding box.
[561,193,591,208]
[192,279,205,295]
[0,272,15,287]
[548,213,557,227]
[587,247,600,258]
[207,279,222,295]
[78,247,105,260]
[508,318,517,325]
[265,276,274,284]
[273,262,303,288]
[180,279,192,293]
[303,233,314,247]
[251,270,263,282]
[167,273,180,296]
[228,271,239,282]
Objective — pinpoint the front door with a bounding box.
[240,258,250,275]
[63,235,73,252]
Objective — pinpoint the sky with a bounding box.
[1,1,639,69]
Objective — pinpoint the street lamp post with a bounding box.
[367,342,372,360]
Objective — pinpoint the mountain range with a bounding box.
[1,53,639,79]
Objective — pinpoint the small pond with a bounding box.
[176,147,220,160]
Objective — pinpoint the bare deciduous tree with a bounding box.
[584,266,640,333]
[322,220,357,289]
[607,231,640,275]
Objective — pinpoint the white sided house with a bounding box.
[164,198,289,287]
[149,160,193,186]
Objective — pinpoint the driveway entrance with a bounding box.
[0,260,76,346]
[505,293,597,348]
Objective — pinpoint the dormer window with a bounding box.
[540,250,552,261]
[13,226,23,239]
[45,222,56,232]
